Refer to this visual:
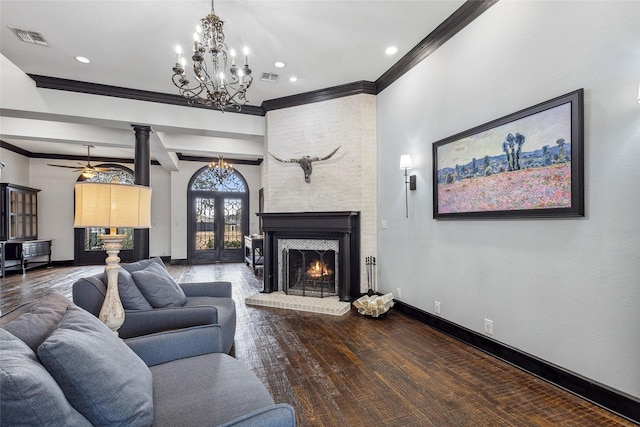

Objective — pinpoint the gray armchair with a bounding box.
[73,257,236,353]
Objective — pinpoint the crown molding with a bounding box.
[26,1,497,115]
[0,140,160,165]
[376,0,499,93]
[176,153,263,166]
[27,75,266,117]
[261,81,377,112]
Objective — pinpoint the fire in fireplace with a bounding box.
[285,249,337,297]
[279,239,339,298]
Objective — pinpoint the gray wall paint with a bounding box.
[376,1,639,398]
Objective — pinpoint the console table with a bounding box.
[0,239,52,277]
[244,235,263,274]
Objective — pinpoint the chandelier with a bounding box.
[172,0,253,112]
[208,156,234,183]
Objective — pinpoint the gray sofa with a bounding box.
[72,257,236,354]
[0,290,296,426]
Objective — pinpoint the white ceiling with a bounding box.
[0,0,465,164]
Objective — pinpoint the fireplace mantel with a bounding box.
[258,211,360,301]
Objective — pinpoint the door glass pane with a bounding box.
[10,191,16,212]
[224,198,242,249]
[195,197,215,250]
[10,216,16,238]
[191,169,246,192]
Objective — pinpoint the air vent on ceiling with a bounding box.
[10,27,50,46]
[260,72,279,83]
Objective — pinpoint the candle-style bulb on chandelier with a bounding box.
[171,0,252,112]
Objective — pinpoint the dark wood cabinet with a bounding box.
[1,184,51,276]
[1,240,52,277]
[1,183,40,241]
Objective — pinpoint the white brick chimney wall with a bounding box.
[264,94,377,293]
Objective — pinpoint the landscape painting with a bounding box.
[432,89,584,219]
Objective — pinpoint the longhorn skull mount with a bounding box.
[268,146,341,183]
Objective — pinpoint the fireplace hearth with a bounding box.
[258,212,360,301]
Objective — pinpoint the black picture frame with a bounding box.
[432,89,584,219]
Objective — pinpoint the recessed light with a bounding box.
[274,61,286,68]
[385,46,398,55]
[75,56,90,64]
[289,76,298,82]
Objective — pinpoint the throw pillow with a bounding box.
[37,306,154,426]
[131,262,187,308]
[103,268,153,310]
[121,256,166,273]
[0,329,91,427]
[2,290,71,352]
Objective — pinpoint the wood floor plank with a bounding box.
[0,263,635,426]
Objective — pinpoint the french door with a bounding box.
[188,193,246,264]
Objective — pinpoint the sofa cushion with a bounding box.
[37,305,154,426]
[132,262,187,308]
[103,268,153,310]
[150,352,275,427]
[0,329,91,427]
[121,256,166,273]
[2,290,71,352]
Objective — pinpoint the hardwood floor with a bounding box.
[1,264,635,426]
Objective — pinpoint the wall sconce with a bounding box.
[400,154,416,218]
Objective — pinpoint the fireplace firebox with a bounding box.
[258,212,360,301]
[280,239,339,297]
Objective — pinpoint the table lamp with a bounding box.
[74,182,152,334]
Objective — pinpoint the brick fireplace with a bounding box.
[258,212,360,302]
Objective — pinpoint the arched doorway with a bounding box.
[73,165,136,265]
[187,167,249,264]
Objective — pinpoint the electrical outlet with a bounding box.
[396,287,402,299]
[434,301,441,315]
[484,319,494,335]
[381,220,387,229]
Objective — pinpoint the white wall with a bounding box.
[377,1,640,399]
[0,148,29,185]
[264,94,378,291]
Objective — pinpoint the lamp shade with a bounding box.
[74,182,152,228]
[399,154,413,170]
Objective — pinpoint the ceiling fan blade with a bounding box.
[93,166,120,172]
[47,164,84,169]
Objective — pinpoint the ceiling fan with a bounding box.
[48,145,119,178]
